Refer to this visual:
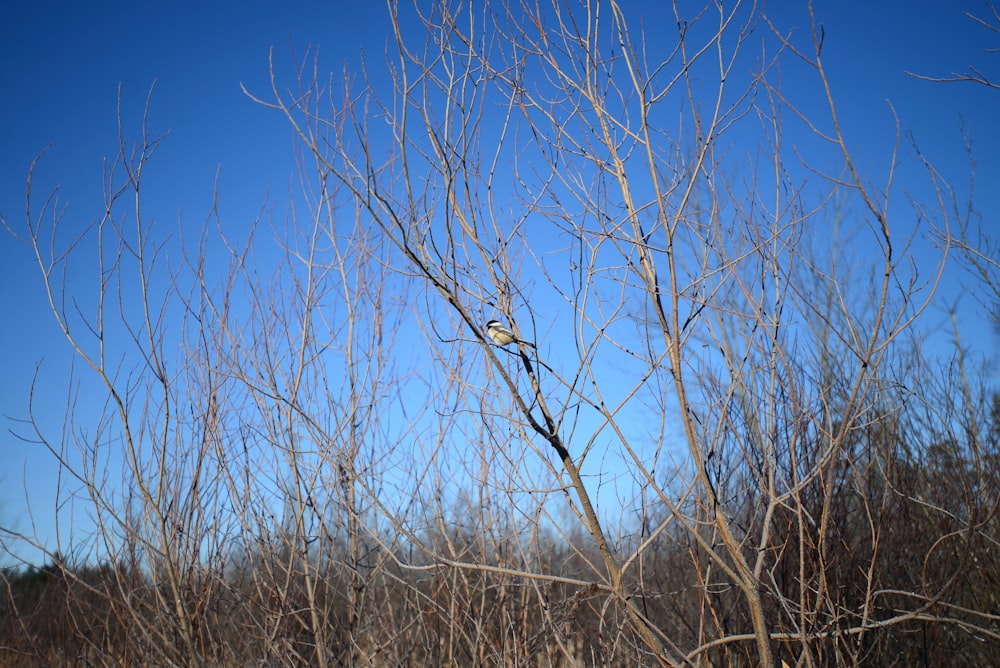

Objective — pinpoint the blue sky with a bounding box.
[1,0,997,566]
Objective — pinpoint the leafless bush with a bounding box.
[2,1,999,666]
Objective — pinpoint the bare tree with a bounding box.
[3,1,998,667]
[249,0,1000,665]
[906,2,1000,89]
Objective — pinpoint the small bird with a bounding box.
[486,320,534,347]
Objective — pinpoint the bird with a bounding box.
[485,320,535,347]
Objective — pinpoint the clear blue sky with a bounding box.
[1,0,997,566]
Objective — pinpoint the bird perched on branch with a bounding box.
[485,320,534,347]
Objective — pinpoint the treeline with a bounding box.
[2,395,997,666]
